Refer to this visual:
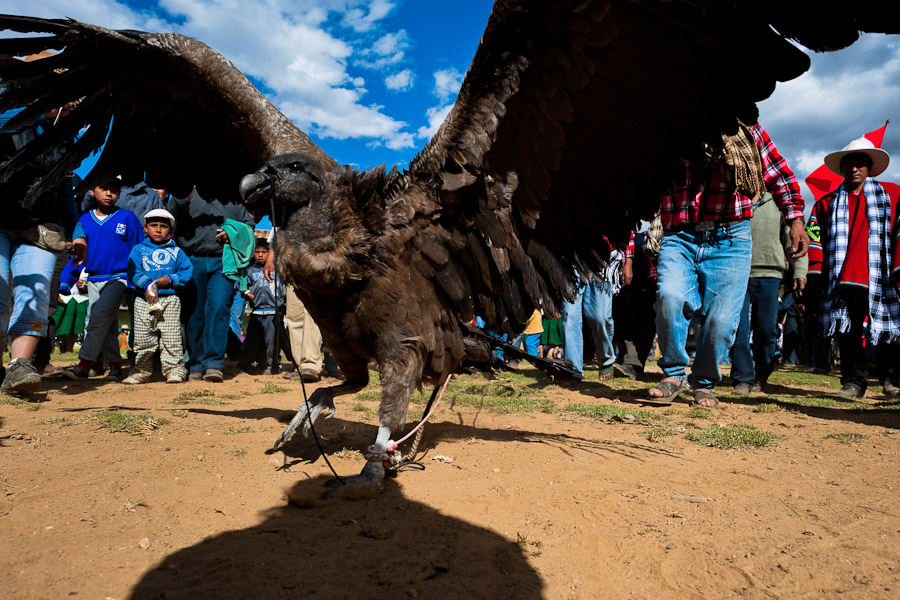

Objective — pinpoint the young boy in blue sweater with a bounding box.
[63,177,143,381]
[123,209,193,384]
[239,238,285,374]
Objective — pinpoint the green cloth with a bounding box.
[53,299,88,336]
[540,317,563,346]
[749,193,808,280]
[221,219,255,291]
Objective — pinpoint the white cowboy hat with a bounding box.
[143,208,175,228]
[824,136,890,177]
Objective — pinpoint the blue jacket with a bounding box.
[243,263,285,314]
[127,238,193,295]
[72,208,143,281]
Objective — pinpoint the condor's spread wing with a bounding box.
[398,0,899,332]
[0,14,335,206]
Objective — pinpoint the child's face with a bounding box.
[145,219,171,244]
[254,246,269,265]
[92,183,120,210]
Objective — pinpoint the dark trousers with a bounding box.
[182,256,232,372]
[613,281,657,372]
[835,286,870,390]
[240,313,279,370]
[731,277,781,385]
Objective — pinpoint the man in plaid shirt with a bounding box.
[647,122,808,408]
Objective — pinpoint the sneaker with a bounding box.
[300,368,320,383]
[122,375,148,385]
[62,364,90,380]
[883,381,900,399]
[732,382,752,395]
[166,374,185,384]
[202,369,224,382]
[105,367,125,381]
[88,364,106,378]
[0,360,43,394]
[752,380,766,393]
[835,384,865,399]
[188,371,203,381]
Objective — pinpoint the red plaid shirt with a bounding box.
[660,124,804,230]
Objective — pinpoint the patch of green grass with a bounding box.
[687,424,777,449]
[0,393,41,410]
[566,403,661,423]
[225,425,254,435]
[755,394,864,410]
[447,391,555,414]
[260,382,289,394]
[229,447,248,457]
[219,392,249,400]
[38,417,71,426]
[171,389,228,405]
[753,403,782,413]
[356,390,382,402]
[91,412,168,436]
[170,409,189,418]
[646,426,680,442]
[823,432,868,444]
[516,533,543,558]
[684,407,714,419]
[768,370,838,389]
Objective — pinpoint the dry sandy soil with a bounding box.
[2,360,899,599]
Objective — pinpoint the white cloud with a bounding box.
[0,0,417,153]
[417,103,453,139]
[758,33,900,210]
[384,69,414,91]
[432,68,463,101]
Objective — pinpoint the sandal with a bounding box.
[646,379,684,405]
[598,366,614,381]
[691,388,721,409]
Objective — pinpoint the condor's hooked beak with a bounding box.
[239,171,272,205]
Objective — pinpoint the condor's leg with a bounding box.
[320,346,424,498]
[272,359,369,449]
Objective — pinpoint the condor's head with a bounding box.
[240,153,333,244]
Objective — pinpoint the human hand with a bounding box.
[215,228,231,244]
[788,219,809,258]
[622,258,633,286]
[72,238,87,266]
[264,249,275,282]
[793,277,807,295]
[154,276,171,289]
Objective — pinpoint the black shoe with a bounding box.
[1,360,42,395]
[105,367,125,381]
[612,363,638,380]
[835,384,865,399]
[63,364,90,380]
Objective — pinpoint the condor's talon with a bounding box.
[319,460,386,500]
[273,388,336,449]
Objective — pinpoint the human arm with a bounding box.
[754,125,808,257]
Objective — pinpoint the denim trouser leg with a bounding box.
[562,282,586,375]
[0,232,57,346]
[583,281,615,369]
[656,222,752,389]
[748,277,782,383]
[185,257,209,373]
[731,287,754,384]
[188,257,232,372]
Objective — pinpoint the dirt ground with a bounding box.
[2,360,899,600]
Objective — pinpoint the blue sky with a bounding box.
[2,0,898,211]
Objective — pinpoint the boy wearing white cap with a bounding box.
[806,135,900,398]
[124,209,193,384]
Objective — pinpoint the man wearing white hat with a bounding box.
[806,136,900,398]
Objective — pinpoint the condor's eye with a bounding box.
[287,162,304,173]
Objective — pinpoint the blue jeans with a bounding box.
[0,231,57,346]
[184,256,233,372]
[655,221,752,390]
[731,277,782,385]
[562,280,615,376]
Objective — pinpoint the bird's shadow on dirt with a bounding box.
[128,475,544,600]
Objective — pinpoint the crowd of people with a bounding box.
[499,124,900,407]
[2,84,898,403]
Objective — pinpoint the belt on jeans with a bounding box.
[671,219,745,233]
